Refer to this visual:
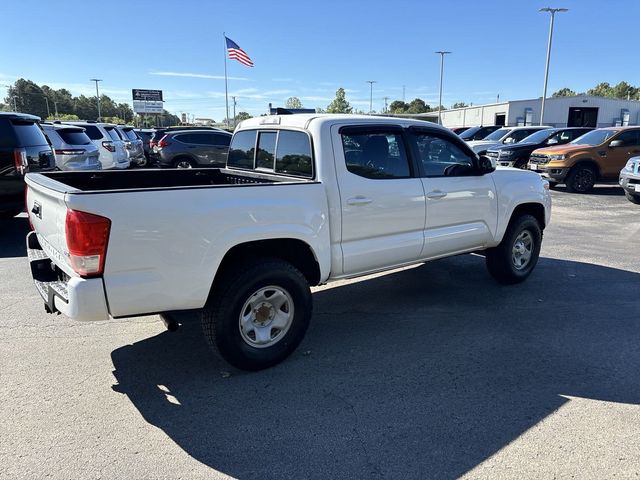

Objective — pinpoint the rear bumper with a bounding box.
[26,231,110,321]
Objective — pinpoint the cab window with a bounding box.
[341,131,410,179]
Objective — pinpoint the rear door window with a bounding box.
[227,130,256,169]
[11,120,48,146]
[202,133,231,146]
[57,129,92,145]
[342,130,410,179]
[81,125,103,140]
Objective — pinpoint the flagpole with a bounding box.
[223,32,229,128]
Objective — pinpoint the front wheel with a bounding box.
[625,191,640,204]
[201,258,312,371]
[485,214,542,285]
[565,164,596,193]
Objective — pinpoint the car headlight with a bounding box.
[548,154,565,161]
[499,150,513,157]
[624,159,635,172]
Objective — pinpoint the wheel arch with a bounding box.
[569,158,601,179]
[510,202,547,230]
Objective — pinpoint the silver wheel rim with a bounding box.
[238,286,294,348]
[176,160,192,168]
[512,230,533,270]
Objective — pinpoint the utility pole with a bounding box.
[90,78,102,121]
[54,101,58,118]
[539,7,568,125]
[496,94,500,103]
[366,80,376,114]
[43,96,50,118]
[435,51,451,125]
[231,96,237,127]
[383,96,389,113]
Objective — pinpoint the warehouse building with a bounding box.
[404,95,640,128]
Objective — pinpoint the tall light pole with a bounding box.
[90,78,102,121]
[54,101,59,118]
[366,80,376,114]
[231,96,237,126]
[435,51,451,125]
[539,7,568,125]
[43,96,50,118]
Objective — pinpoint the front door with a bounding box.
[410,129,498,258]
[332,125,426,275]
[601,130,640,178]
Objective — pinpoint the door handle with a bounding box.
[346,196,373,206]
[426,190,447,199]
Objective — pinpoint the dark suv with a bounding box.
[155,130,232,168]
[0,112,55,218]
[459,125,501,141]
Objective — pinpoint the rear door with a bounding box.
[410,128,497,258]
[202,133,231,166]
[331,124,426,275]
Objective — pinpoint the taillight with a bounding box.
[101,141,116,152]
[158,135,170,148]
[55,149,86,155]
[14,148,27,175]
[65,209,111,277]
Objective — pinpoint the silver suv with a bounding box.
[64,121,129,169]
[619,156,640,204]
[41,123,101,171]
[115,126,146,167]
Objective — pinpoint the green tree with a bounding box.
[611,81,638,100]
[552,87,577,97]
[451,102,468,109]
[389,100,408,113]
[235,112,252,122]
[587,82,613,98]
[285,97,303,109]
[5,79,47,118]
[46,113,79,121]
[406,98,430,114]
[326,88,352,114]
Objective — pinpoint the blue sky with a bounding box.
[2,0,638,121]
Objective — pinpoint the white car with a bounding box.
[64,121,129,169]
[25,114,551,371]
[41,123,101,171]
[466,126,551,156]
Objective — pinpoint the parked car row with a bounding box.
[453,123,640,201]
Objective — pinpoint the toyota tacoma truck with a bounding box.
[25,115,551,371]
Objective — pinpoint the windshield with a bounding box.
[483,128,510,141]
[570,129,617,146]
[519,129,554,144]
[459,127,480,140]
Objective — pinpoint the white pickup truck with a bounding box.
[25,115,551,370]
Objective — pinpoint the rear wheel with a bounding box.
[486,214,542,284]
[565,164,596,193]
[173,157,196,169]
[201,258,312,371]
[625,191,640,204]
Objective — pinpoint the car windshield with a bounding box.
[570,129,617,146]
[483,128,511,141]
[519,129,554,144]
[459,127,480,140]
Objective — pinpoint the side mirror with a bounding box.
[478,155,496,174]
[609,139,624,148]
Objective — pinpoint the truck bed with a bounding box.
[31,168,307,193]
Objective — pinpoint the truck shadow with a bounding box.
[111,255,640,479]
[0,215,29,258]
[552,184,624,196]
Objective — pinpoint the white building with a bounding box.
[403,96,640,128]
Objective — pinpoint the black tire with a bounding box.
[486,214,542,285]
[548,181,558,189]
[173,157,196,169]
[625,191,640,204]
[136,156,148,168]
[201,258,312,371]
[565,164,596,193]
[513,158,528,170]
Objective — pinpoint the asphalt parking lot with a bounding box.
[1,185,639,480]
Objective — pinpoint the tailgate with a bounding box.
[24,174,75,275]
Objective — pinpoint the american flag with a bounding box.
[225,37,254,67]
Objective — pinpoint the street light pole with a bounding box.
[90,78,103,121]
[435,51,451,125]
[43,96,50,118]
[54,101,58,118]
[539,7,568,125]
[366,80,376,114]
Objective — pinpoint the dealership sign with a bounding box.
[132,89,163,101]
[133,100,163,114]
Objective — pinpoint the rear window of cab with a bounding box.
[227,129,313,178]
